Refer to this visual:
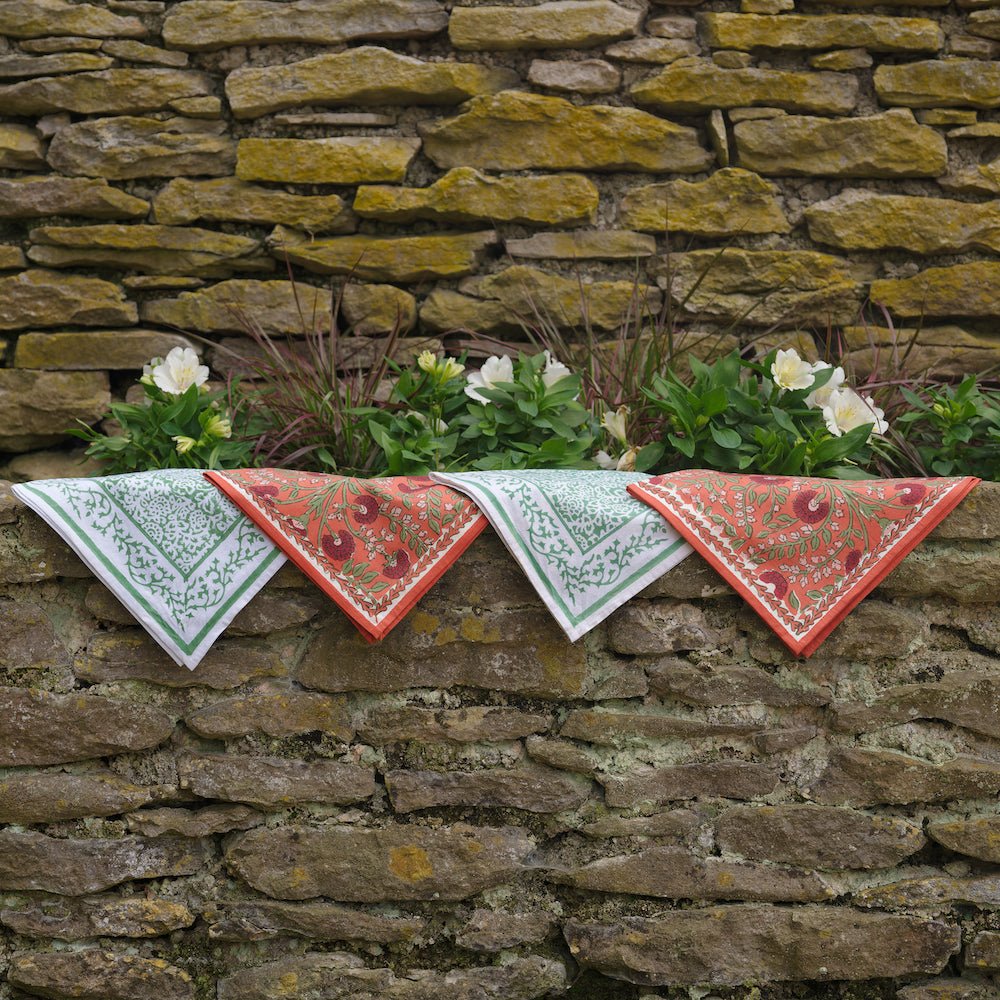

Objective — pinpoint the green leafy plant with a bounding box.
[897,375,1000,479]
[638,348,889,479]
[70,347,253,473]
[368,350,467,476]
[369,349,596,474]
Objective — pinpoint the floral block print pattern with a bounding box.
[206,469,487,641]
[629,470,979,658]
[12,469,286,669]
[432,470,692,641]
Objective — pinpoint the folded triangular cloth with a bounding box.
[205,469,487,641]
[431,470,693,641]
[12,469,286,669]
[629,470,979,658]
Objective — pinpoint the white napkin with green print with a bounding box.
[12,469,286,670]
[430,470,692,641]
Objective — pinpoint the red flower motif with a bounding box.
[397,477,433,494]
[792,489,830,524]
[354,494,379,525]
[896,482,928,506]
[758,569,788,599]
[845,549,861,573]
[382,547,411,580]
[321,532,353,561]
[250,485,280,503]
[648,475,668,486]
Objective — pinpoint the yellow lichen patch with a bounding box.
[409,610,440,636]
[459,615,500,643]
[389,844,434,882]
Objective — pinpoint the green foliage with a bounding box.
[459,351,595,471]
[896,375,1000,480]
[70,381,253,474]
[368,353,467,476]
[369,350,596,474]
[639,350,879,479]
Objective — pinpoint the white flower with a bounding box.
[601,405,630,447]
[541,350,573,389]
[465,354,514,402]
[152,347,209,396]
[805,364,845,410]
[173,435,197,454]
[771,348,816,392]
[440,356,465,381]
[822,388,889,439]
[594,450,617,470]
[616,447,638,472]
[416,349,437,374]
[204,413,232,439]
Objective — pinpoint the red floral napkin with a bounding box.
[629,470,979,657]
[205,470,487,641]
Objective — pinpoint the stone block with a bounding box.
[0,175,149,218]
[0,687,173,766]
[217,954,567,1000]
[268,226,497,283]
[225,46,517,119]
[449,0,640,49]
[353,167,599,227]
[806,748,1000,806]
[14,329,193,370]
[203,900,425,943]
[237,137,421,184]
[734,109,948,177]
[76,631,290,688]
[0,68,214,116]
[385,761,592,813]
[927,815,1000,863]
[716,804,925,868]
[225,823,535,901]
[564,905,959,986]
[807,190,1000,253]
[620,168,789,236]
[557,845,832,901]
[0,269,135,331]
[701,12,943,51]
[662,249,870,326]
[0,897,194,940]
[9,951,194,1000]
[140,278,334,336]
[632,57,858,114]
[178,753,375,808]
[153,177,354,232]
[527,58,621,93]
[28,223,269,277]
[127,804,264,837]
[602,761,779,806]
[0,830,210,894]
[421,91,712,173]
[647,659,830,706]
[875,59,1000,107]
[163,0,447,50]
[871,262,1000,318]
[0,122,47,168]
[185,692,353,740]
[0,0,146,38]
[0,770,157,823]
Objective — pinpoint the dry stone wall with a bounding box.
[2,0,1000,478]
[2,479,1000,998]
